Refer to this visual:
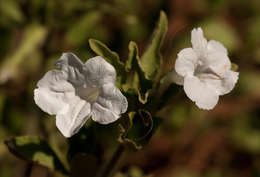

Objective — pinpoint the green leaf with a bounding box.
[139,11,168,80]
[231,63,239,72]
[89,39,126,88]
[125,41,153,104]
[4,136,68,174]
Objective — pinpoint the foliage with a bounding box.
[0,0,259,177]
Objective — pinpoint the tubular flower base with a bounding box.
[34,53,128,137]
[171,27,239,110]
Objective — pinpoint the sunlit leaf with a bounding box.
[4,136,68,174]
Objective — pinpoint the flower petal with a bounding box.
[84,56,116,87]
[207,40,227,54]
[91,102,119,124]
[191,27,207,57]
[184,75,219,110]
[34,88,69,115]
[202,71,238,96]
[206,51,231,76]
[97,83,128,115]
[91,83,128,124]
[37,70,75,92]
[175,48,198,77]
[34,70,75,115]
[221,71,239,95]
[55,53,85,86]
[56,97,91,137]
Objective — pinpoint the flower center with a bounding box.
[76,85,99,103]
[194,61,221,81]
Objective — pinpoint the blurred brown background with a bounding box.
[1,0,260,177]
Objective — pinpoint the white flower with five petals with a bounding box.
[34,53,128,137]
[171,27,239,110]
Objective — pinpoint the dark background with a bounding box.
[1,0,260,176]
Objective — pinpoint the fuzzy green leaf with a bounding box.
[139,11,168,80]
[4,136,68,174]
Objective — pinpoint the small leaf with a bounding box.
[122,72,139,94]
[139,11,168,80]
[89,39,126,87]
[4,136,68,174]
[125,41,153,104]
[118,110,162,150]
[231,63,239,72]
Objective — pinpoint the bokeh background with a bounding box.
[1,0,260,177]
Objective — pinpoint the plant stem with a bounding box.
[99,144,125,177]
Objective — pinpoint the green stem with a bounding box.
[99,144,125,177]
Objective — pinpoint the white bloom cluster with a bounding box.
[34,53,128,137]
[171,27,239,110]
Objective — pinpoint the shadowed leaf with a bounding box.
[124,41,153,104]
[139,11,168,80]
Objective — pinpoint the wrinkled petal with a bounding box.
[34,88,69,115]
[84,56,116,87]
[56,97,91,137]
[91,102,119,124]
[175,48,198,77]
[184,75,219,110]
[37,70,75,92]
[96,83,128,115]
[191,27,207,57]
[55,53,85,86]
[207,40,227,54]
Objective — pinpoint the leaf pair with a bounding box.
[89,11,168,104]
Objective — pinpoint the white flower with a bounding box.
[172,27,239,110]
[34,53,128,137]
